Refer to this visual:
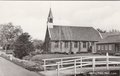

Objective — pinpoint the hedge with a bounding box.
[0,53,44,72]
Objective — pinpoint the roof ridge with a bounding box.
[53,25,92,28]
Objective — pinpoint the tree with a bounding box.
[13,32,35,59]
[109,29,120,33]
[97,28,106,33]
[33,39,43,50]
[0,22,23,50]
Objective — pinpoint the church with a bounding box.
[43,8,102,54]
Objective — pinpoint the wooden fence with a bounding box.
[42,53,120,76]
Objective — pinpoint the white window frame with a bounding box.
[83,42,86,48]
[74,41,78,48]
[109,44,112,50]
[101,45,104,50]
[64,41,68,48]
[98,45,101,50]
[55,41,59,48]
[105,45,108,50]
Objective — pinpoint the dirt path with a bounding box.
[0,57,42,76]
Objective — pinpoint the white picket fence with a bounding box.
[42,53,120,76]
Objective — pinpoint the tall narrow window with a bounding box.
[83,42,86,48]
[109,45,112,50]
[91,42,94,46]
[55,41,59,48]
[101,45,104,50]
[74,41,78,48]
[98,45,101,50]
[105,45,108,50]
[64,41,68,48]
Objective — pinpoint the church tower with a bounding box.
[47,8,53,28]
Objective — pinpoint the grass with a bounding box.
[31,53,101,61]
[31,53,103,67]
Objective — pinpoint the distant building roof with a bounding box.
[97,34,120,44]
[48,25,102,41]
[101,32,120,39]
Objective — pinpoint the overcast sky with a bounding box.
[0,1,120,40]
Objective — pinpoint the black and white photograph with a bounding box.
[0,1,120,76]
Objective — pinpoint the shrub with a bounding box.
[0,53,44,71]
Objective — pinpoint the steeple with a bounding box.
[47,8,53,28]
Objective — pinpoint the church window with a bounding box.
[55,41,59,48]
[64,41,68,48]
[108,45,112,50]
[83,42,86,48]
[98,45,101,50]
[74,41,78,48]
[101,45,104,50]
[105,45,108,50]
[91,42,94,46]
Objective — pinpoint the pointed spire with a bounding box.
[47,8,53,23]
[48,8,53,18]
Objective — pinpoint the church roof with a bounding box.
[48,25,102,41]
[97,34,120,44]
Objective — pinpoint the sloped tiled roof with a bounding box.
[101,32,120,39]
[97,34,120,44]
[49,25,101,41]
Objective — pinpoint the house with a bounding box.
[43,8,102,54]
[96,34,120,55]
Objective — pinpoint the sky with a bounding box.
[0,1,120,40]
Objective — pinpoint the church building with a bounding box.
[43,8,102,54]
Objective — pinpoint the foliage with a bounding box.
[0,53,44,71]
[97,28,106,33]
[13,32,35,59]
[33,39,43,50]
[109,29,120,33]
[0,22,23,50]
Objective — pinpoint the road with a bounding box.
[0,56,41,76]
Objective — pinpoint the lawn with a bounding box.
[31,53,102,61]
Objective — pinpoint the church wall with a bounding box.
[51,41,70,53]
[80,42,88,52]
[61,41,70,53]
[71,42,79,54]
[51,42,61,53]
[50,41,97,54]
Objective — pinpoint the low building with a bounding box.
[96,34,120,54]
[43,8,102,54]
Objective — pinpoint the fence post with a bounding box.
[57,62,60,76]
[74,59,76,76]
[81,57,82,68]
[106,52,109,70]
[43,60,46,71]
[92,57,95,74]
